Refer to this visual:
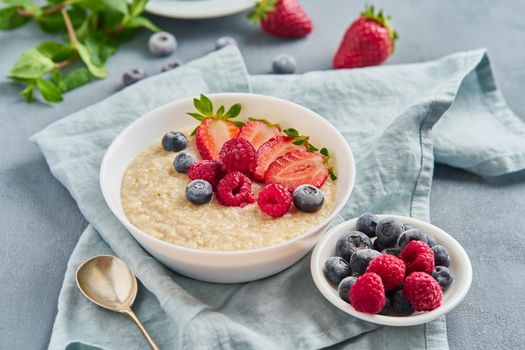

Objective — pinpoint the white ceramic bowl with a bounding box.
[100,93,355,283]
[311,215,472,326]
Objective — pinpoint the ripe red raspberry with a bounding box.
[403,272,443,311]
[187,160,224,188]
[400,240,435,274]
[216,171,256,207]
[257,184,292,218]
[219,138,257,175]
[349,272,386,314]
[366,254,405,291]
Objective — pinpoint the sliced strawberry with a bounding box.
[238,120,281,150]
[196,118,240,160]
[253,136,306,182]
[264,150,329,191]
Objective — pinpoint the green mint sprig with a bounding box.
[283,128,337,181]
[0,0,160,103]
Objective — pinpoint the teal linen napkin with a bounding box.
[33,46,525,350]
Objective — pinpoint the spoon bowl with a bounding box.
[76,255,159,350]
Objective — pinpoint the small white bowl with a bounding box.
[100,93,355,283]
[310,215,472,326]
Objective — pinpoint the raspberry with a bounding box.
[403,272,443,311]
[216,171,256,207]
[187,160,224,188]
[400,240,435,274]
[219,138,257,175]
[366,254,405,291]
[349,272,386,314]
[257,184,292,217]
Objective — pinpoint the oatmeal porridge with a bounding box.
[121,129,337,251]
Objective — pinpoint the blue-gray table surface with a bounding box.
[1,0,524,349]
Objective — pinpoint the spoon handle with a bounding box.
[122,309,160,350]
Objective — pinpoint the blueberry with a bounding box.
[356,212,379,238]
[375,217,404,247]
[148,32,177,56]
[335,231,373,261]
[162,131,187,152]
[397,228,429,249]
[350,249,381,276]
[324,257,351,284]
[272,54,296,74]
[378,296,392,315]
[431,245,451,267]
[174,152,196,173]
[161,60,183,72]
[403,223,412,231]
[426,234,437,247]
[215,36,237,50]
[382,247,402,256]
[338,276,357,303]
[373,236,394,251]
[392,290,414,315]
[432,266,453,289]
[122,68,147,86]
[292,184,324,212]
[185,180,212,205]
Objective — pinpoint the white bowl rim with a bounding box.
[100,92,356,256]
[310,214,473,326]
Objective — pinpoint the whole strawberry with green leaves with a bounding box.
[248,0,313,38]
[333,5,398,69]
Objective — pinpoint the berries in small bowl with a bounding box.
[311,214,472,326]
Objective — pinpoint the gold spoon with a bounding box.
[76,255,160,350]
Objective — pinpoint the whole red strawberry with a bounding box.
[333,5,398,69]
[248,0,313,38]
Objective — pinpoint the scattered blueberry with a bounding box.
[272,54,296,74]
[174,152,196,173]
[292,184,325,212]
[378,296,392,315]
[431,245,451,267]
[324,257,352,284]
[161,60,183,72]
[397,228,429,249]
[215,36,237,50]
[382,247,402,256]
[338,276,357,303]
[432,266,454,289]
[185,179,213,205]
[350,249,381,276]
[403,223,412,231]
[356,212,379,238]
[426,234,437,247]
[122,68,147,86]
[335,231,373,261]
[162,131,187,152]
[392,290,414,315]
[375,217,404,247]
[148,32,177,56]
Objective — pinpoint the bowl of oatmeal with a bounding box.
[100,93,355,283]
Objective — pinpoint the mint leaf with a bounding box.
[36,6,86,33]
[84,32,117,67]
[103,9,125,29]
[224,103,241,118]
[20,81,35,102]
[76,42,107,78]
[130,0,147,17]
[0,6,30,30]
[50,68,66,91]
[3,0,42,17]
[101,0,128,16]
[127,16,160,32]
[62,67,92,91]
[10,48,55,79]
[36,78,63,102]
[37,41,74,62]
